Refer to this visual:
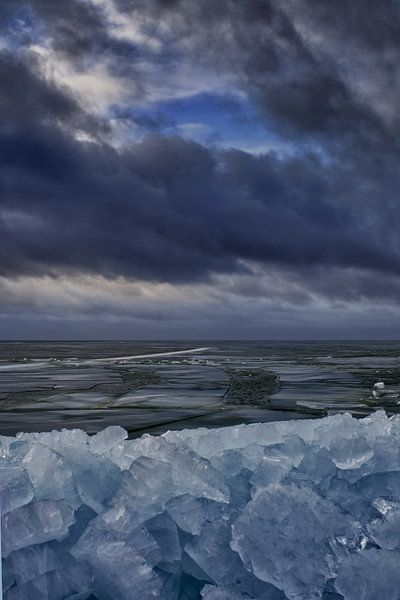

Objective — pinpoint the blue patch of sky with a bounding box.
[110,92,294,156]
[4,6,47,50]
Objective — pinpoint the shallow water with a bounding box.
[0,340,400,436]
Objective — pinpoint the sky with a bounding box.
[0,0,400,340]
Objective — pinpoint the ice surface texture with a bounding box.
[3,411,400,599]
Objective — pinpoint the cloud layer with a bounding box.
[1,0,400,337]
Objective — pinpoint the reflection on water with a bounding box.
[0,341,400,437]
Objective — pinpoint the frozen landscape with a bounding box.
[2,410,400,599]
[2,341,400,438]
[1,0,399,594]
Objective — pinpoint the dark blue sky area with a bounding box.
[110,93,283,153]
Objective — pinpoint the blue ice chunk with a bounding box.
[20,444,79,508]
[89,426,128,456]
[328,437,374,471]
[166,494,208,535]
[5,544,61,586]
[368,509,400,550]
[4,560,92,600]
[0,464,33,514]
[335,548,400,600]
[145,513,181,569]
[201,585,258,599]
[2,411,400,598]
[72,526,162,600]
[231,483,355,600]
[2,500,75,557]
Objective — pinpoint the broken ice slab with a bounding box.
[2,500,75,557]
[0,464,33,514]
[2,411,400,598]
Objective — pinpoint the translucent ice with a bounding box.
[335,548,400,600]
[231,483,353,599]
[201,586,256,599]
[89,426,128,456]
[3,411,400,598]
[5,544,61,587]
[2,500,75,557]
[0,464,33,514]
[20,444,78,507]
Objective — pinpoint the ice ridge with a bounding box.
[2,411,400,599]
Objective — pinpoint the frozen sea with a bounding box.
[1,340,400,436]
[3,342,400,599]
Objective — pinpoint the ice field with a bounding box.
[2,411,400,599]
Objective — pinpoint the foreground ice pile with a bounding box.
[4,412,400,599]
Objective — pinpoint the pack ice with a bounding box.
[2,411,400,599]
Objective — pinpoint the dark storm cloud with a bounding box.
[1,0,400,305]
[0,0,110,59]
[0,51,105,137]
[1,131,399,285]
[121,0,397,138]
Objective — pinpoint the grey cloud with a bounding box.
[0,0,400,314]
[0,0,110,59]
[118,0,392,139]
[0,51,108,139]
[1,130,399,291]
